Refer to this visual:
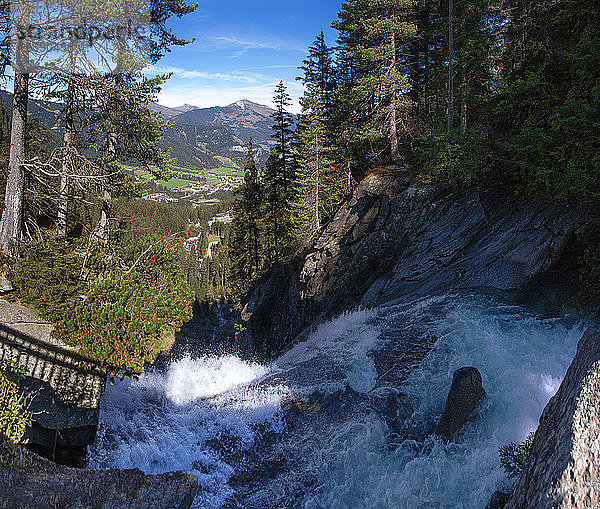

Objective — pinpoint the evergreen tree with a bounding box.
[295,31,343,241]
[230,140,263,285]
[298,30,336,123]
[262,82,296,262]
[495,0,600,197]
[270,81,296,195]
[333,0,419,163]
[295,92,342,241]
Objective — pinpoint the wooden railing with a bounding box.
[0,323,106,409]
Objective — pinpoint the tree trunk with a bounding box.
[0,71,29,253]
[347,157,352,193]
[423,0,430,116]
[461,83,467,131]
[448,0,455,131]
[390,30,400,162]
[460,11,467,132]
[253,224,259,277]
[57,76,74,235]
[315,135,321,234]
[93,190,111,243]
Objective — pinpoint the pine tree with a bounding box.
[270,81,296,195]
[295,31,343,241]
[0,0,29,253]
[230,140,263,285]
[262,82,296,262]
[295,92,341,241]
[333,0,419,163]
[298,30,336,122]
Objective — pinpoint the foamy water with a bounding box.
[89,294,584,508]
[88,356,287,508]
[296,297,582,509]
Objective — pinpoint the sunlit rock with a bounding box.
[506,329,600,508]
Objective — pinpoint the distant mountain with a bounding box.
[0,90,286,170]
[161,99,285,168]
[148,103,199,118]
[0,90,63,130]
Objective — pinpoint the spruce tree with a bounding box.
[295,31,343,241]
[270,81,296,195]
[295,92,341,242]
[298,30,336,123]
[262,82,296,262]
[230,139,263,285]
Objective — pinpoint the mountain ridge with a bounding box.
[0,90,281,169]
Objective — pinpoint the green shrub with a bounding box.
[9,230,194,372]
[578,221,600,302]
[0,360,31,443]
[9,236,84,317]
[416,130,487,191]
[499,432,535,478]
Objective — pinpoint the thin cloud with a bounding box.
[208,34,305,57]
[210,35,281,51]
[149,65,265,83]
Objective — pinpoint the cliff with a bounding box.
[506,328,600,508]
[239,170,587,359]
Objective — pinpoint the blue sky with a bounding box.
[150,0,343,113]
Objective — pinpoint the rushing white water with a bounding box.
[89,356,288,508]
[89,293,584,509]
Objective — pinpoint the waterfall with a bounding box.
[89,293,583,508]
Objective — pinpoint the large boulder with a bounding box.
[506,329,600,509]
[435,367,486,440]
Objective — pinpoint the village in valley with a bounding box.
[134,159,244,207]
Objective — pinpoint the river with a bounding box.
[88,293,583,508]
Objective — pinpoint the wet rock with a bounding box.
[435,367,486,440]
[486,491,511,509]
[506,329,600,509]
[370,390,416,435]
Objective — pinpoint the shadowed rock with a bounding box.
[435,367,486,440]
[238,170,587,361]
[0,441,199,509]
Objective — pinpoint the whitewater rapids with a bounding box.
[88,294,583,508]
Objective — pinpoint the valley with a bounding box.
[0,91,281,204]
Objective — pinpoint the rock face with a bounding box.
[486,491,511,509]
[239,170,584,359]
[506,329,600,509]
[435,367,486,440]
[0,442,198,509]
